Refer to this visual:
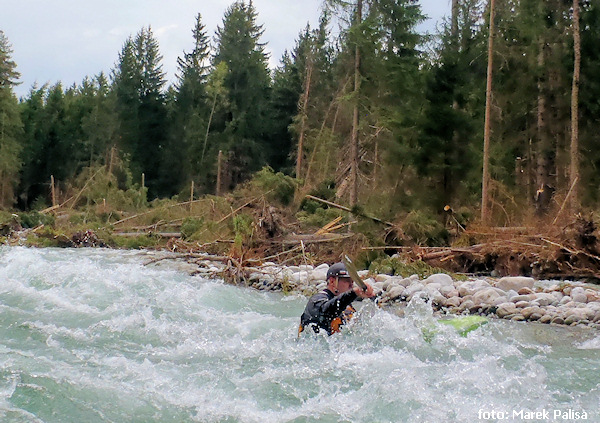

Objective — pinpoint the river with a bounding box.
[0,246,598,422]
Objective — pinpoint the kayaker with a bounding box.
[299,262,374,335]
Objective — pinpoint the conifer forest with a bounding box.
[1,1,600,269]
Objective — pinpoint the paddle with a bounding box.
[342,254,368,291]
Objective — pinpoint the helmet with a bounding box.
[327,262,350,279]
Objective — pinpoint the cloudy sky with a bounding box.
[2,0,451,98]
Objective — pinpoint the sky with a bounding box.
[2,0,451,99]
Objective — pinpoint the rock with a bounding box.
[496,302,518,318]
[586,289,600,302]
[387,285,405,301]
[457,280,490,297]
[473,287,503,306]
[404,282,425,298]
[458,299,475,313]
[521,306,542,319]
[593,311,600,323]
[375,274,391,282]
[551,316,565,325]
[528,313,543,321]
[496,276,535,292]
[532,293,558,307]
[440,285,457,298]
[423,273,454,287]
[511,315,526,321]
[505,290,519,300]
[310,269,328,282]
[493,296,509,306]
[515,300,531,308]
[559,296,572,306]
[290,271,310,284]
[444,296,461,308]
[539,314,553,324]
[571,287,588,303]
[298,264,314,271]
[518,287,535,295]
[511,294,536,303]
[396,277,414,288]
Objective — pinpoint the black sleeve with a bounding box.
[320,290,357,319]
[301,290,357,328]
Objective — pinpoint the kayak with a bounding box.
[422,315,488,341]
[437,315,488,336]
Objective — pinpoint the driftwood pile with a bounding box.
[388,217,600,281]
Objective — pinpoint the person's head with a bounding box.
[326,262,353,295]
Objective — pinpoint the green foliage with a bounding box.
[248,167,297,206]
[296,207,345,229]
[401,211,449,246]
[110,234,163,249]
[72,164,147,212]
[181,217,205,240]
[232,213,254,253]
[17,211,55,228]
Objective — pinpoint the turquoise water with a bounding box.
[0,246,599,423]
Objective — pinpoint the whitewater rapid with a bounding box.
[0,247,598,422]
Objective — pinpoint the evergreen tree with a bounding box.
[112,27,168,197]
[415,0,486,212]
[168,13,212,194]
[0,31,23,208]
[212,1,273,190]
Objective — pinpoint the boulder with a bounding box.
[423,273,454,287]
[531,293,558,307]
[495,276,535,292]
[457,280,490,297]
[511,294,536,303]
[521,306,542,319]
[310,269,328,282]
[444,296,461,308]
[496,302,518,318]
[386,285,405,301]
[570,287,588,303]
[472,287,503,306]
[440,285,457,298]
[375,274,391,283]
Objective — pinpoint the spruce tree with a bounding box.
[112,27,168,197]
[0,30,23,208]
[212,1,272,190]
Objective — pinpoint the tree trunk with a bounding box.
[481,0,496,224]
[350,0,362,208]
[570,0,581,212]
[296,59,313,180]
[216,150,223,196]
[452,0,459,45]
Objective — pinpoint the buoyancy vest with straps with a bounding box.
[299,289,358,335]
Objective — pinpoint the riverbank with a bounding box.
[182,255,600,330]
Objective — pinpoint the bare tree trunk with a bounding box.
[216,150,223,197]
[570,0,581,212]
[201,92,218,164]
[481,0,496,224]
[296,59,313,180]
[350,0,362,208]
[452,0,459,44]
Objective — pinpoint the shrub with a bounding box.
[401,211,448,246]
[248,166,297,206]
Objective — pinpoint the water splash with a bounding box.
[0,247,598,422]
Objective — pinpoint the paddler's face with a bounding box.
[335,277,353,294]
